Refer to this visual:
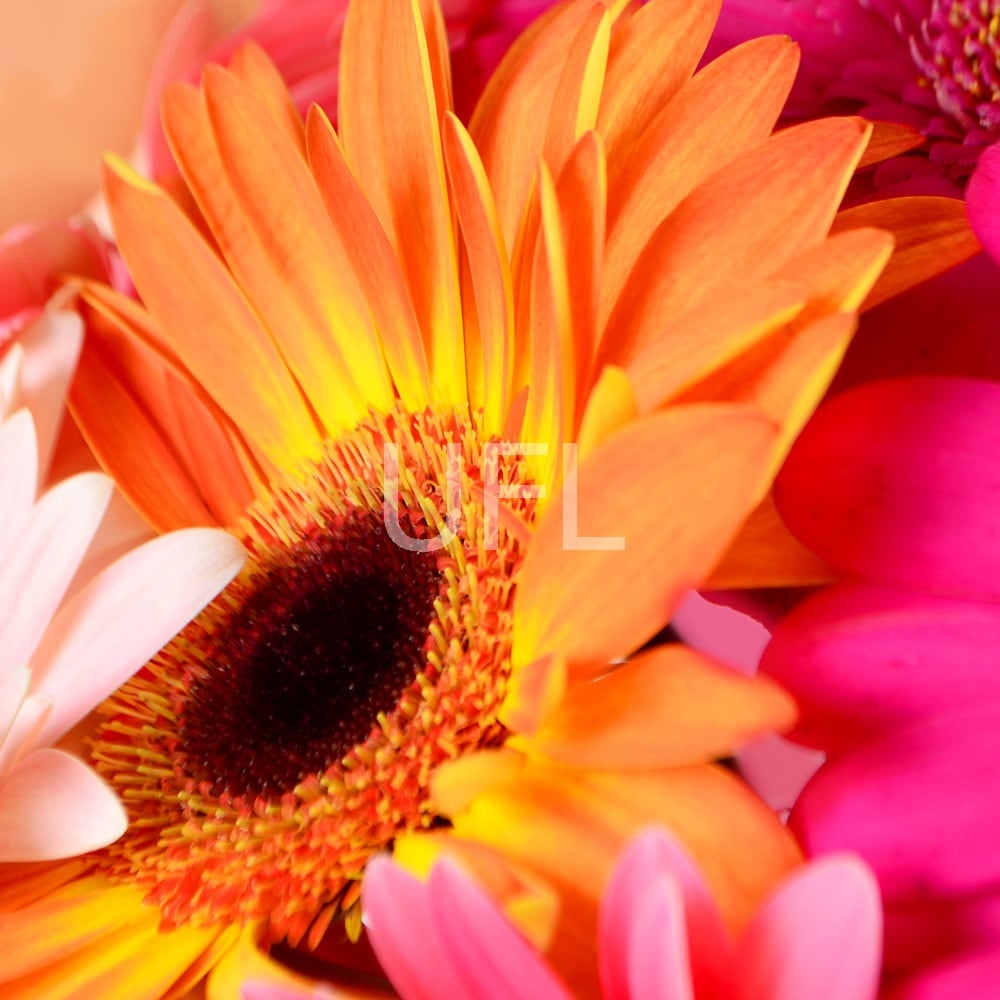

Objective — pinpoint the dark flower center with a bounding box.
[179,511,441,798]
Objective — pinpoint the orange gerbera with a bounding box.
[0,0,968,996]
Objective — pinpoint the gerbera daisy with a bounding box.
[2,0,927,993]
[763,375,1000,995]
[0,305,244,863]
[348,829,882,1000]
[710,0,1000,184]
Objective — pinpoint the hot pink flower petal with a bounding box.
[363,854,469,1000]
[884,893,1000,975]
[762,581,1000,751]
[0,471,112,668]
[735,854,881,1000]
[0,748,126,861]
[775,376,1000,600]
[966,142,1000,264]
[885,947,1000,1000]
[599,829,731,1000]
[429,860,573,1000]
[791,709,1000,901]
[25,527,245,749]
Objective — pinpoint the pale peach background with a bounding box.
[0,0,258,230]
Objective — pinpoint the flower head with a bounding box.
[1,0,907,993]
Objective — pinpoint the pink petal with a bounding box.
[0,748,126,861]
[735,855,882,1000]
[671,591,769,677]
[11,310,83,481]
[791,709,1000,901]
[27,527,245,748]
[0,691,52,777]
[967,142,1000,265]
[599,830,730,1000]
[0,409,38,565]
[429,860,573,1000]
[736,734,824,813]
[762,581,1000,751]
[362,855,469,1000]
[0,664,30,757]
[0,471,112,668]
[776,377,1000,600]
[885,948,1000,1000]
[241,983,330,1000]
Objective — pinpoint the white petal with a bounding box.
[0,748,126,862]
[0,472,112,667]
[30,527,246,746]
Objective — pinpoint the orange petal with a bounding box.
[500,653,568,737]
[512,404,778,669]
[626,280,806,413]
[196,68,396,425]
[706,492,837,589]
[103,157,320,472]
[832,196,980,310]
[602,35,800,330]
[858,120,924,167]
[541,3,610,172]
[306,106,431,413]
[509,644,797,767]
[227,42,306,157]
[338,0,465,405]
[597,0,722,161]
[684,310,860,465]
[556,131,607,428]
[73,286,260,529]
[442,112,514,436]
[602,117,870,365]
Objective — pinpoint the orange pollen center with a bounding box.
[90,407,536,947]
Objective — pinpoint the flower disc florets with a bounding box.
[91,407,536,946]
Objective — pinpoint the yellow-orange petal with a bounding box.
[832,196,980,310]
[597,0,722,161]
[512,404,778,669]
[508,644,797,767]
[470,0,615,248]
[437,755,799,994]
[394,831,560,951]
[442,112,514,436]
[521,161,571,492]
[556,131,606,429]
[602,117,870,365]
[601,34,800,332]
[576,364,637,462]
[103,157,321,471]
[705,492,837,590]
[541,3,610,172]
[338,0,465,406]
[198,67,396,424]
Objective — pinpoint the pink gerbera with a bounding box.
[764,375,1000,996]
[345,829,880,1000]
[0,305,244,862]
